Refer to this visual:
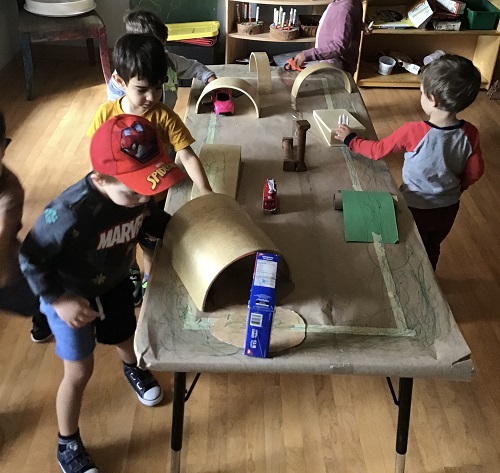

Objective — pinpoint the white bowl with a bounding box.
[24,0,96,17]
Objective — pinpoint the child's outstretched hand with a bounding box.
[335,124,352,142]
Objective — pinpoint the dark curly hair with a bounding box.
[123,9,168,43]
[112,33,168,86]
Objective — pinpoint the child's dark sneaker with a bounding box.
[129,268,142,306]
[31,313,53,343]
[57,436,99,473]
[123,363,163,406]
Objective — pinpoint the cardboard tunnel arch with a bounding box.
[195,77,261,118]
[164,193,290,311]
[249,51,272,95]
[291,63,353,109]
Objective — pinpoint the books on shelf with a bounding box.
[366,5,414,28]
[435,0,466,14]
[366,1,433,29]
[407,0,434,28]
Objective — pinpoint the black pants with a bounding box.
[409,202,460,271]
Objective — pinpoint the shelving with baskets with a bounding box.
[224,0,500,89]
[358,0,500,88]
[225,0,331,64]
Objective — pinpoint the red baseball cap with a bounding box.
[90,114,185,196]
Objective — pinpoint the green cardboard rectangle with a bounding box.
[341,190,399,244]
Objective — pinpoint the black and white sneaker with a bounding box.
[31,313,54,343]
[57,437,99,473]
[123,364,164,406]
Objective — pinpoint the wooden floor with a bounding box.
[1,52,500,473]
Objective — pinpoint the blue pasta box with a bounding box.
[244,252,279,358]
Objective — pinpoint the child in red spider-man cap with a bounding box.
[20,114,177,473]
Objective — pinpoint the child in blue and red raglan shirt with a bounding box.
[335,54,484,270]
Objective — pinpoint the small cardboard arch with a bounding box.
[249,52,272,95]
[195,77,261,118]
[291,63,353,108]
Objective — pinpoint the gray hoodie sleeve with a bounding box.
[166,51,216,85]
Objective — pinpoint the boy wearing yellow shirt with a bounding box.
[88,34,212,304]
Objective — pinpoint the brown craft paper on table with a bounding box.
[209,306,306,353]
[137,65,473,384]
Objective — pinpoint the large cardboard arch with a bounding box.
[164,193,290,311]
[291,63,353,108]
[195,77,261,118]
[249,52,271,95]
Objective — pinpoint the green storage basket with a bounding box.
[465,0,500,30]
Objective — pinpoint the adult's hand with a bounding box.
[294,52,306,68]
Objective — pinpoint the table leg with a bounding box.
[394,377,413,473]
[170,372,186,473]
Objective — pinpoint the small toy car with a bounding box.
[212,88,234,116]
[262,179,277,214]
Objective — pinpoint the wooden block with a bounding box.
[283,159,296,172]
[313,109,366,147]
[191,144,241,199]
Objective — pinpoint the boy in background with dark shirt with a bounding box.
[336,54,483,270]
[0,110,52,342]
[20,114,178,473]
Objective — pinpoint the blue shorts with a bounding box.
[40,278,137,361]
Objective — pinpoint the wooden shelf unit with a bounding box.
[224,0,500,89]
[358,0,500,89]
[225,0,331,64]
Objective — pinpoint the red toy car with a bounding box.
[212,88,234,116]
[284,57,305,72]
[262,179,277,214]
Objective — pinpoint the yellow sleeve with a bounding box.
[152,106,195,152]
[86,100,121,138]
[168,112,196,152]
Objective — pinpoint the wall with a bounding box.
[0,0,226,72]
